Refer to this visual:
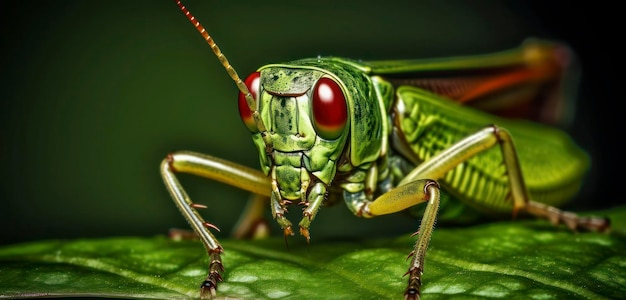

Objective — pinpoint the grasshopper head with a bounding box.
[238,65,348,200]
[237,59,384,202]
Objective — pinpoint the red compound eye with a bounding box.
[238,72,260,132]
[312,77,347,139]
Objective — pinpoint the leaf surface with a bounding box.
[1,207,625,299]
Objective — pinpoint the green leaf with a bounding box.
[1,207,625,299]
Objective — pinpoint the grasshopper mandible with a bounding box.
[161,1,610,299]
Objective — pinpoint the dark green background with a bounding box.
[1,1,620,245]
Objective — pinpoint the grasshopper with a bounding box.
[161,1,610,299]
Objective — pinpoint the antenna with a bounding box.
[173,0,271,143]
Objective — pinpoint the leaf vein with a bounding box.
[35,254,194,298]
[428,251,608,299]
[222,241,393,298]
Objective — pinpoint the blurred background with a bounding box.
[1,0,621,245]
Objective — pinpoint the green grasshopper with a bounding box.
[161,1,610,299]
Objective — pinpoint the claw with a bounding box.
[200,280,217,300]
[300,227,310,243]
[404,287,420,300]
[283,226,294,236]
[283,226,293,248]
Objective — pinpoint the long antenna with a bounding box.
[173,0,271,144]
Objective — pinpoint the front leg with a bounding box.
[360,179,441,300]
[343,178,441,300]
[160,150,271,299]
